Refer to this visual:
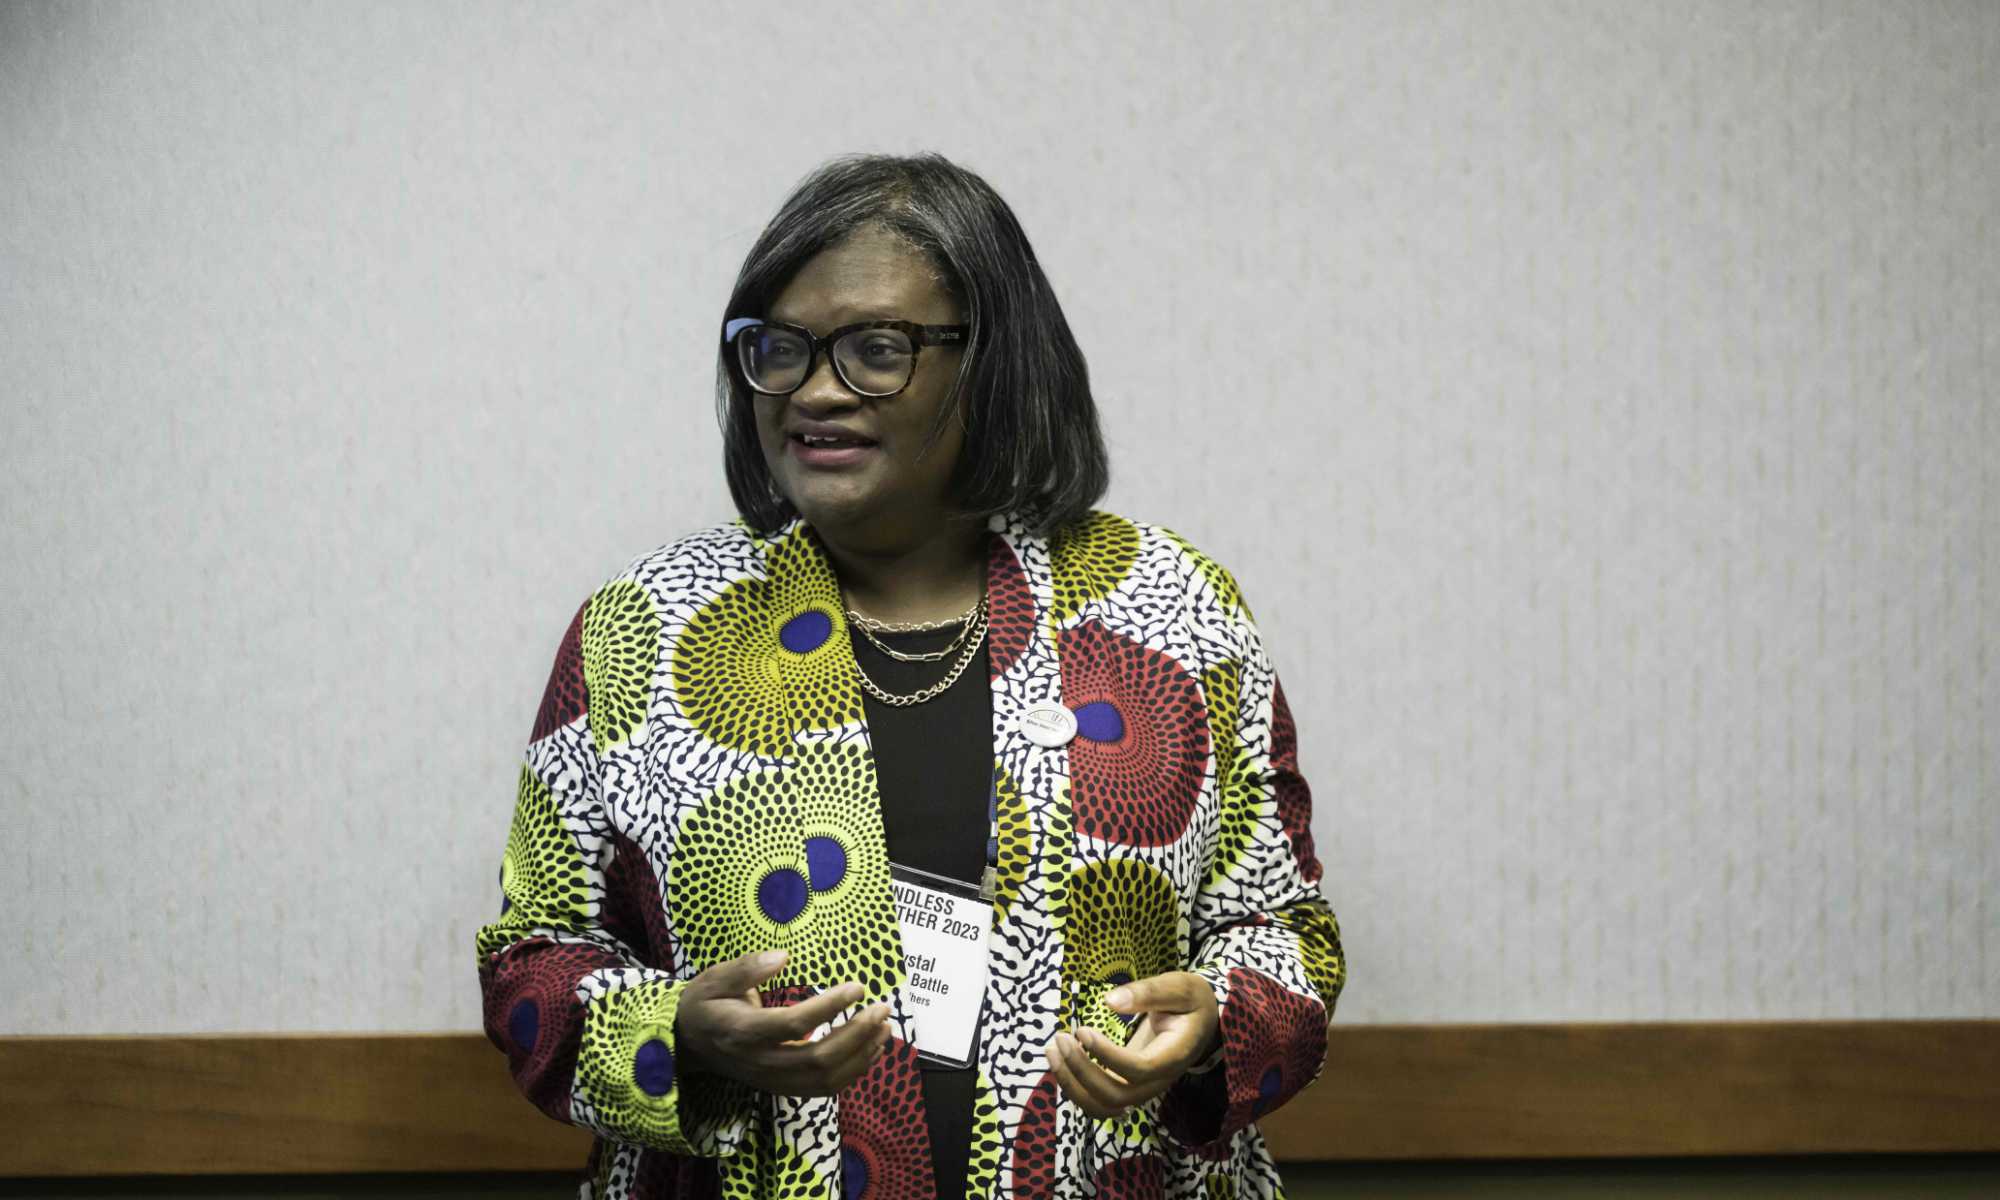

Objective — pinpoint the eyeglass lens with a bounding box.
[736,325,916,397]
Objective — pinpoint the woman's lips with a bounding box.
[788,434,878,469]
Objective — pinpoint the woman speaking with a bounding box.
[476,152,1345,1199]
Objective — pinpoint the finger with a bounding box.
[793,1002,891,1063]
[1140,1013,1212,1076]
[1048,1032,1137,1118]
[756,1007,892,1094]
[1125,1016,1159,1056]
[1054,1031,1148,1115]
[807,1008,894,1085]
[1104,971,1200,1017]
[1074,1025,1181,1087]
[741,982,871,1042]
[1046,1035,1114,1117]
[709,985,869,1066]
[694,948,790,1000]
[830,1024,894,1093]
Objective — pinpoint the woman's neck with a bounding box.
[815,515,988,626]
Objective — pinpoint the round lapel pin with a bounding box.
[1019,700,1078,748]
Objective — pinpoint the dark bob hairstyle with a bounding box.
[716,152,1109,535]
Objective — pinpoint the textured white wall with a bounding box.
[2,0,1994,1034]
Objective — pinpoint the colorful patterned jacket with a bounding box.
[476,509,1346,1199]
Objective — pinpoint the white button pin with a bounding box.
[1019,701,1078,748]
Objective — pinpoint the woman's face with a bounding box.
[753,225,967,545]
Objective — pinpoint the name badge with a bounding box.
[890,863,993,1069]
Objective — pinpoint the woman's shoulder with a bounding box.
[1036,508,1250,620]
[586,515,793,602]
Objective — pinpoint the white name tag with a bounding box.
[891,863,993,1069]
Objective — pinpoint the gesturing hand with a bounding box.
[674,949,891,1097]
[1044,971,1221,1119]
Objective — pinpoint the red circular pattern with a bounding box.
[1093,1153,1165,1199]
[984,537,1035,679]
[1217,967,1325,1129]
[480,937,623,1122]
[1270,680,1321,883]
[602,831,677,971]
[1007,1071,1064,1200]
[838,1035,936,1199]
[531,599,589,743]
[1058,621,1209,847]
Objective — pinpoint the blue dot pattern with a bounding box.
[757,866,809,924]
[1254,1064,1284,1115]
[508,998,539,1051]
[805,835,848,892]
[841,1144,869,1199]
[1073,699,1125,742]
[634,1037,675,1097]
[780,609,833,654]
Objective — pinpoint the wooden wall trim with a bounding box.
[1257,1021,1999,1160]
[1,1022,1994,1177]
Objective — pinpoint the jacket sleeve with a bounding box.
[474,589,752,1157]
[1159,568,1346,1152]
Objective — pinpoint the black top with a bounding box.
[853,617,991,1198]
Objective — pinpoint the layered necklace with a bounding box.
[847,590,989,708]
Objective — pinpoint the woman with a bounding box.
[477,152,1345,1199]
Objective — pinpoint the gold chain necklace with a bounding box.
[850,597,984,663]
[845,595,982,634]
[852,599,990,707]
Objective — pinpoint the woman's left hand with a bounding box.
[1044,970,1221,1118]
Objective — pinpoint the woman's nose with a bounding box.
[792,351,860,412]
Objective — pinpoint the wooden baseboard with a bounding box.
[1,1022,1994,1177]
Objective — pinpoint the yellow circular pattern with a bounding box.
[581,580,660,755]
[672,528,859,755]
[1060,858,1183,1044]
[1047,511,1140,635]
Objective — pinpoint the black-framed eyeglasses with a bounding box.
[722,317,968,398]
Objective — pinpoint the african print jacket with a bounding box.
[476,509,1346,1199]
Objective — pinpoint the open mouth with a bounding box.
[791,433,878,449]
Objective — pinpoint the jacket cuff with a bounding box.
[1161,957,1328,1155]
[573,969,752,1156]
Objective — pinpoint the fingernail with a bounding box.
[1076,1028,1095,1050]
[1045,1038,1062,1062]
[759,950,786,968]
[1105,987,1131,1009]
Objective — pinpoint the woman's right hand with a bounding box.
[673,949,891,1096]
